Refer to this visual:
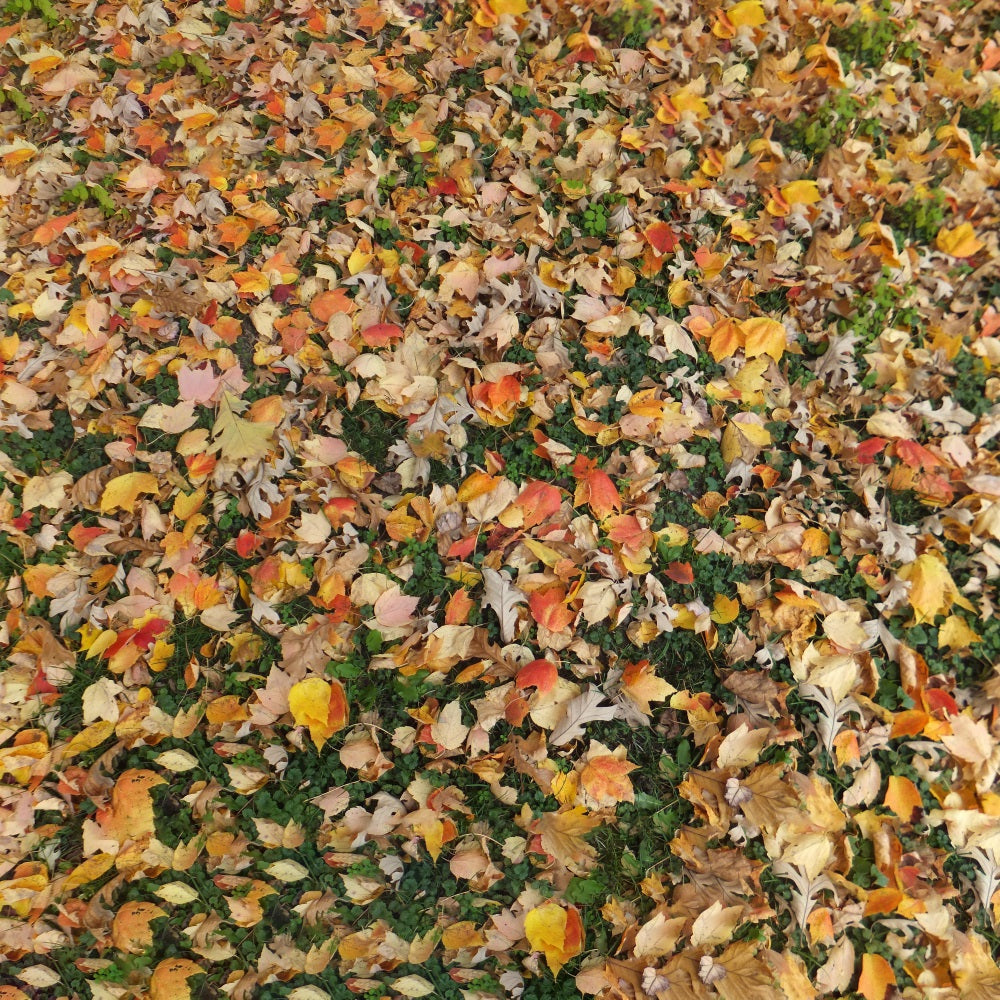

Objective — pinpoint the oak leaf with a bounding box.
[210,392,276,463]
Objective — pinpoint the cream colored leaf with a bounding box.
[265,859,310,882]
[391,975,435,997]
[154,882,200,905]
[154,750,200,773]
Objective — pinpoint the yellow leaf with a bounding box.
[670,86,709,119]
[210,392,276,463]
[780,179,821,205]
[154,882,200,905]
[711,594,740,624]
[489,0,529,14]
[62,720,115,760]
[938,614,981,651]
[936,222,984,258]
[100,472,160,513]
[524,902,584,974]
[732,415,772,447]
[726,0,766,26]
[740,317,786,360]
[897,552,974,624]
[64,853,115,891]
[347,246,373,275]
[154,749,200,772]
[288,677,349,750]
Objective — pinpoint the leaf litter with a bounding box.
[1,0,1000,998]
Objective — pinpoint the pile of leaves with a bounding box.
[2,0,1000,997]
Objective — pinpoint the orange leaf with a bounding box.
[470,375,523,425]
[309,288,355,322]
[884,775,923,822]
[445,588,475,625]
[232,269,270,298]
[621,660,675,715]
[515,480,563,528]
[360,322,404,346]
[313,119,349,154]
[150,958,204,1000]
[572,462,621,521]
[528,586,575,632]
[580,754,636,804]
[100,769,166,844]
[216,215,255,251]
[30,209,77,245]
[858,953,896,1000]
[894,439,942,471]
[113,902,168,954]
[708,318,743,361]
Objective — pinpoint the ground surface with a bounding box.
[2,1,1000,998]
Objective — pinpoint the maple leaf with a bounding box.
[580,748,636,806]
[100,472,160,513]
[897,551,975,624]
[524,902,584,975]
[528,585,576,632]
[210,392,276,464]
[533,807,601,873]
[936,222,984,258]
[572,456,622,520]
[620,660,676,716]
[288,677,349,750]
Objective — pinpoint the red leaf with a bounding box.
[924,687,959,717]
[894,439,942,471]
[428,177,459,196]
[856,437,888,465]
[515,481,562,529]
[665,561,694,585]
[643,221,679,255]
[528,588,575,632]
[360,323,404,346]
[447,535,478,559]
[236,531,261,558]
[516,658,558,694]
